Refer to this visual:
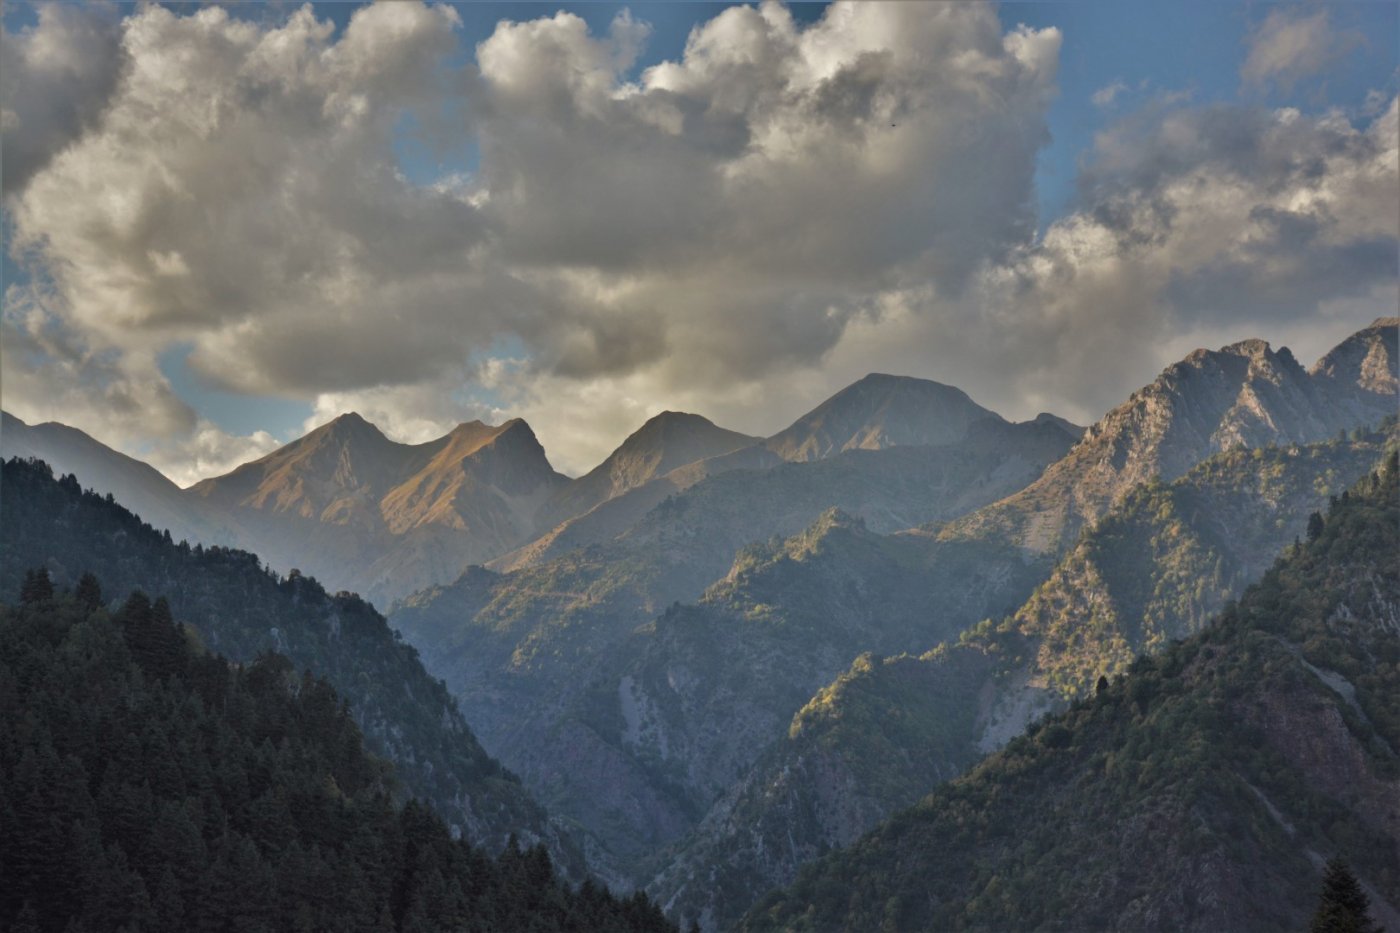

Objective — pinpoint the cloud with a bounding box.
[1092,79,1127,108]
[2,1,1395,483]
[4,1,1062,477]
[0,3,125,195]
[148,422,281,489]
[1242,8,1361,91]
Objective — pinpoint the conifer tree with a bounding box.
[75,573,103,613]
[1310,858,1383,933]
[20,568,54,604]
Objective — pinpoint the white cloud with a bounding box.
[1092,79,1127,108]
[149,422,281,489]
[1242,8,1361,91]
[2,2,1395,483]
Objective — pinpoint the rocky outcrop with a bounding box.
[946,320,1398,554]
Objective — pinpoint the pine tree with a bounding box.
[20,568,54,604]
[1310,858,1383,933]
[76,573,104,613]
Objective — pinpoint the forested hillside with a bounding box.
[651,423,1397,929]
[742,453,1400,932]
[0,583,675,933]
[0,457,579,873]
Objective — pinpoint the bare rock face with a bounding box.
[947,320,1398,554]
[1310,316,1400,403]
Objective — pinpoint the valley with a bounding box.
[4,317,1394,930]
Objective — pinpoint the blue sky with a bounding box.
[2,1,1396,480]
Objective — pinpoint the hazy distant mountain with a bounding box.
[743,459,1400,932]
[494,375,1079,573]
[651,425,1397,929]
[392,412,1080,880]
[190,413,569,604]
[946,317,1399,554]
[532,411,757,534]
[762,373,1007,461]
[0,411,232,547]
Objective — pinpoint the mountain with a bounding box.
[0,456,582,875]
[742,455,1400,932]
[561,509,1043,877]
[650,423,1397,929]
[494,376,1074,574]
[761,374,1007,461]
[0,411,232,547]
[945,318,1398,554]
[190,413,569,604]
[532,412,758,534]
[392,416,1078,881]
[0,585,676,933]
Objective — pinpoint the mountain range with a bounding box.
[649,422,1397,928]
[743,458,1400,931]
[944,319,1398,555]
[2,316,1396,929]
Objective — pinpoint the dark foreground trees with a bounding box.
[0,581,675,933]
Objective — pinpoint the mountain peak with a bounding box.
[766,374,1002,462]
[531,411,758,531]
[313,410,390,446]
[626,410,725,442]
[946,319,1395,556]
[1219,338,1272,359]
[1309,317,1398,397]
[1029,412,1086,438]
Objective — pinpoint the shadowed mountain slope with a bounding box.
[1,412,232,547]
[392,416,1078,881]
[743,455,1400,932]
[0,588,676,933]
[0,456,583,876]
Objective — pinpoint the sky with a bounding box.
[1,0,1396,483]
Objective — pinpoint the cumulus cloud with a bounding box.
[1242,8,1361,91]
[0,3,125,195]
[2,1,1396,482]
[148,422,281,489]
[4,0,1063,476]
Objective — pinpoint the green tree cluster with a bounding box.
[0,456,570,868]
[0,583,675,933]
